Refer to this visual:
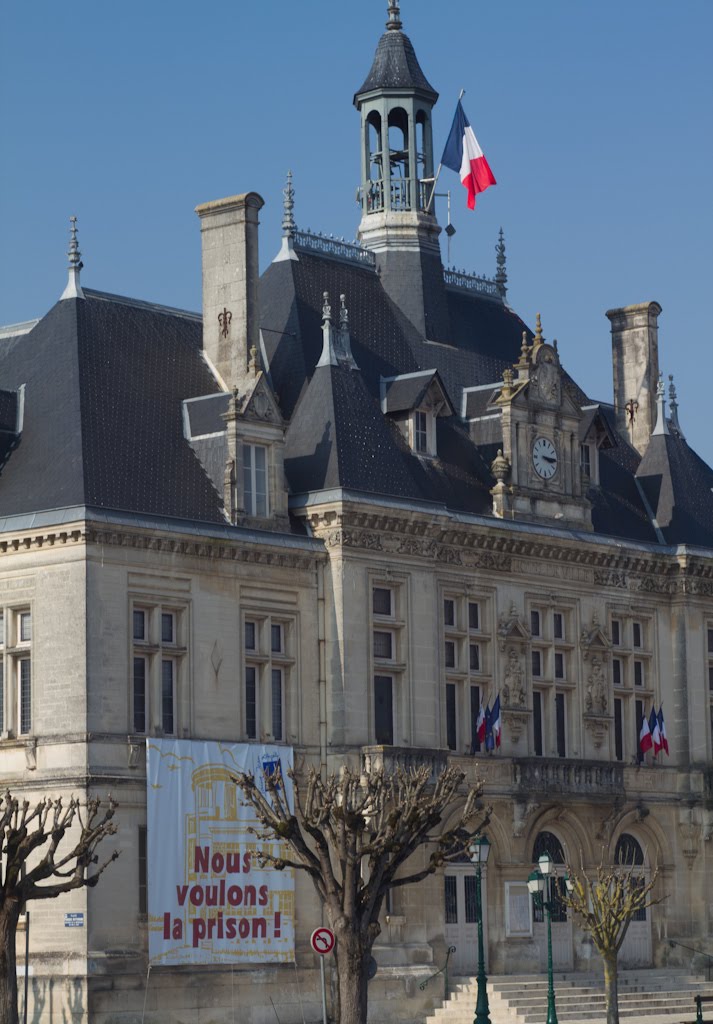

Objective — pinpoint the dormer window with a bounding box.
[381,369,453,460]
[243,442,268,517]
[414,411,428,453]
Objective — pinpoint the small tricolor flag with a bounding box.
[649,707,662,755]
[639,712,653,754]
[657,706,669,756]
[476,702,486,746]
[491,694,502,749]
[441,100,496,210]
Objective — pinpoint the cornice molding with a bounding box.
[302,506,713,593]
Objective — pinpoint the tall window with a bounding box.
[243,443,268,517]
[131,603,186,736]
[0,608,33,737]
[528,604,573,756]
[243,614,294,742]
[414,411,428,454]
[443,593,491,753]
[611,610,655,760]
[372,583,405,746]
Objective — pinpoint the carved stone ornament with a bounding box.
[584,714,610,750]
[128,742,143,769]
[503,709,530,744]
[24,739,37,771]
[512,797,540,839]
[580,616,612,661]
[678,819,700,866]
[585,655,608,714]
[502,647,527,708]
[532,348,561,408]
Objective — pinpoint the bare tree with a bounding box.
[0,792,119,1024]
[565,858,664,1024]
[234,763,489,1024]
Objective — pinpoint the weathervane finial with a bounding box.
[495,227,507,300]
[282,170,295,238]
[60,215,85,301]
[386,0,402,31]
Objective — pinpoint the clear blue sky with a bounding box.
[2,0,712,465]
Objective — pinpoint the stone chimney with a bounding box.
[195,192,265,390]
[606,301,662,455]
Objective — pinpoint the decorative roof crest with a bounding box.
[386,0,402,31]
[60,215,85,301]
[495,227,507,300]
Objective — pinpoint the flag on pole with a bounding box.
[476,701,486,746]
[441,100,496,210]
[491,694,502,749]
[484,704,494,751]
[639,711,653,754]
[649,707,662,755]
[657,706,669,756]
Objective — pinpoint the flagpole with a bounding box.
[424,89,465,214]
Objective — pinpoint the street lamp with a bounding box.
[468,834,491,1024]
[527,851,559,1024]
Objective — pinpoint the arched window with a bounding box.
[388,107,410,179]
[615,833,644,866]
[415,110,428,182]
[532,831,567,923]
[532,831,566,864]
[367,111,383,182]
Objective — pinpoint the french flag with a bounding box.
[441,100,496,210]
[491,695,502,749]
[639,712,653,754]
[657,706,669,756]
[478,702,489,747]
[649,707,662,756]
[476,702,486,747]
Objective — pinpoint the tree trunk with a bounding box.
[0,902,22,1024]
[334,933,371,1024]
[603,950,620,1024]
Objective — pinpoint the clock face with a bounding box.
[532,436,558,479]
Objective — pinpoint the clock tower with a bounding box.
[489,316,592,529]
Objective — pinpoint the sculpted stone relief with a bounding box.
[585,655,608,714]
[503,646,527,708]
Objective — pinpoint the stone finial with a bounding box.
[495,227,507,300]
[248,344,260,378]
[386,0,402,30]
[317,292,337,367]
[515,331,530,378]
[274,171,299,263]
[335,294,357,369]
[60,215,85,301]
[491,448,510,483]
[668,374,683,436]
[501,368,514,399]
[533,312,544,348]
[652,373,670,436]
[339,294,349,329]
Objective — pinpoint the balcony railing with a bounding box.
[359,178,430,214]
[293,229,375,267]
[361,745,449,780]
[512,758,625,797]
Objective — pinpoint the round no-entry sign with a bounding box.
[310,927,335,956]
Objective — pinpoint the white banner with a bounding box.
[147,738,294,966]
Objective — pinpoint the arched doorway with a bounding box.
[615,833,652,967]
[532,831,573,970]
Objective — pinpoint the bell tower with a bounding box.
[354,1,450,341]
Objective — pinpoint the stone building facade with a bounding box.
[0,3,712,1021]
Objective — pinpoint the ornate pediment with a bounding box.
[580,616,611,661]
[239,372,283,426]
[497,603,530,651]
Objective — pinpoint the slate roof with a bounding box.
[355,27,438,102]
[636,429,713,547]
[0,291,225,523]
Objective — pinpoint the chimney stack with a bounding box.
[195,192,265,390]
[606,301,662,455]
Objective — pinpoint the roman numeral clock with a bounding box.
[490,318,592,529]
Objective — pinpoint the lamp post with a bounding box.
[468,834,491,1024]
[527,851,560,1024]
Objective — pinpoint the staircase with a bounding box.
[424,969,713,1024]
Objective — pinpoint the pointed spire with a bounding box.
[668,374,683,436]
[335,294,357,369]
[386,0,402,31]
[60,215,85,300]
[652,373,670,436]
[317,292,338,367]
[273,170,299,263]
[533,312,544,349]
[495,227,507,300]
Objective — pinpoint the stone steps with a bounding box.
[424,970,713,1024]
